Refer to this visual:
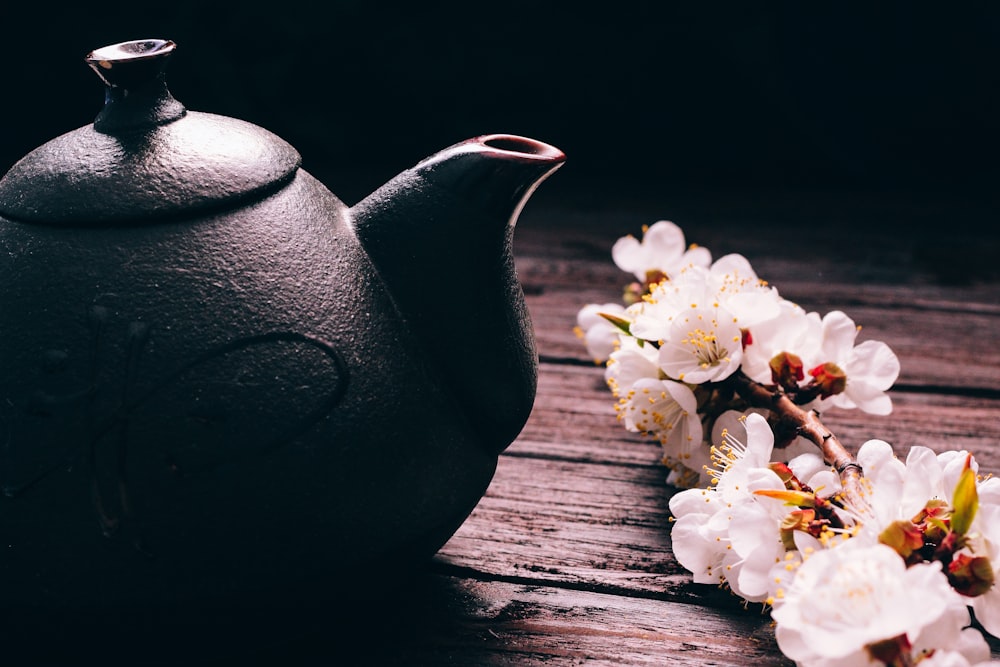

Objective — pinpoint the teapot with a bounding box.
[0,39,565,612]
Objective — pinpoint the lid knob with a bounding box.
[85,38,186,134]
[0,38,301,224]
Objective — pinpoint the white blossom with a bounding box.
[711,409,820,469]
[704,253,783,329]
[610,219,711,281]
[627,263,714,343]
[771,542,961,663]
[669,413,792,601]
[604,335,661,397]
[740,299,823,387]
[814,310,900,416]
[615,377,705,472]
[575,302,628,363]
[656,305,744,384]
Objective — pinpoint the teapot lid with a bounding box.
[0,39,301,224]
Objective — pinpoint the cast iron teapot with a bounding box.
[0,39,565,611]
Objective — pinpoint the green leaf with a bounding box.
[951,454,979,538]
[599,312,633,335]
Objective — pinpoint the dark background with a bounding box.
[1,2,998,233]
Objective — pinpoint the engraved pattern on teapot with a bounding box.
[3,300,349,550]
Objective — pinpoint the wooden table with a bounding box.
[18,191,997,665]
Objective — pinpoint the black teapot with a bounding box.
[0,39,564,612]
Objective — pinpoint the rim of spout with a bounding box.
[478,134,567,163]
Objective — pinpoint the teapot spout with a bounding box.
[351,134,565,454]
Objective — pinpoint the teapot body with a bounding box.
[0,171,497,608]
[0,40,566,624]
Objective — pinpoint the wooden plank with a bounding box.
[371,575,788,666]
[513,215,1000,392]
[518,362,1000,467]
[441,387,1000,595]
[203,574,789,666]
[516,251,1000,310]
[438,454,690,598]
[513,202,1000,289]
[0,574,785,666]
[522,287,1000,391]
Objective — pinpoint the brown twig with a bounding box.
[727,371,865,499]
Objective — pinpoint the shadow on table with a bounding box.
[0,563,487,665]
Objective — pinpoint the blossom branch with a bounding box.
[726,371,864,495]
[578,221,1000,665]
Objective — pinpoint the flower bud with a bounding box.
[866,634,910,665]
[769,351,804,391]
[878,519,924,560]
[912,500,951,550]
[768,461,811,493]
[779,509,815,551]
[808,362,847,398]
[947,553,995,597]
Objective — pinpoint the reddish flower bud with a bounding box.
[878,519,925,560]
[808,362,847,398]
[768,461,810,493]
[947,553,995,597]
[769,352,804,391]
[866,634,910,665]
